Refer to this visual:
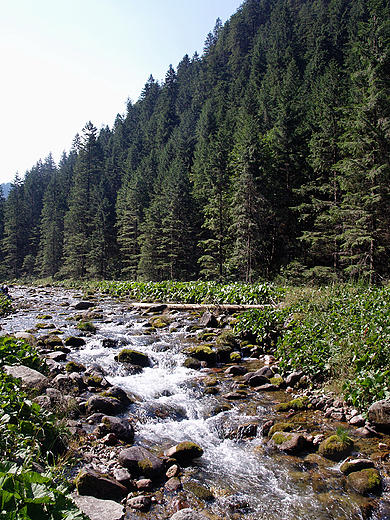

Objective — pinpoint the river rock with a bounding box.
[65,336,86,348]
[112,468,135,490]
[45,351,67,362]
[75,467,128,500]
[136,478,153,491]
[347,468,382,495]
[72,494,125,520]
[166,464,180,478]
[183,481,214,501]
[74,301,95,310]
[170,509,209,520]
[44,358,63,376]
[3,365,48,390]
[368,400,390,430]
[340,458,375,475]
[103,386,133,407]
[147,304,168,313]
[199,311,218,328]
[285,371,304,386]
[224,365,247,376]
[127,495,152,512]
[34,394,51,410]
[165,441,203,465]
[52,373,84,395]
[87,395,123,415]
[186,346,216,366]
[118,446,164,478]
[255,366,274,378]
[268,432,311,454]
[165,477,182,491]
[255,383,279,392]
[348,414,365,426]
[318,435,354,461]
[102,338,119,348]
[94,415,134,443]
[246,373,270,386]
[115,348,150,367]
[183,357,202,370]
[44,336,64,348]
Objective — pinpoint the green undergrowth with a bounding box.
[0,336,85,519]
[93,280,283,305]
[0,294,13,317]
[235,284,390,411]
[26,278,284,305]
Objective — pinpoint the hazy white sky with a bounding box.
[0,0,242,184]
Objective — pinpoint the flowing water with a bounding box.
[1,286,389,520]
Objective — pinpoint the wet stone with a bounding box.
[165,477,182,492]
[127,495,152,512]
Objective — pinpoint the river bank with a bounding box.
[2,285,390,519]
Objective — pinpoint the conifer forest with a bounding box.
[2,0,390,284]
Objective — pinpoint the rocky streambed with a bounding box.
[2,285,390,520]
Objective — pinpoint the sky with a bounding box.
[0,0,242,185]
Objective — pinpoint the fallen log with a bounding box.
[131,302,273,313]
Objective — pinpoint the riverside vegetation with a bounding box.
[1,280,390,518]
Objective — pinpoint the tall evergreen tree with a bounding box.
[3,174,27,278]
[62,122,107,278]
[337,0,390,281]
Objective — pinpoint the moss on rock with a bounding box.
[268,422,293,437]
[184,481,214,501]
[275,396,309,412]
[347,468,382,495]
[116,348,150,367]
[318,435,354,461]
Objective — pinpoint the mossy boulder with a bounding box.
[269,432,311,454]
[77,321,96,333]
[86,395,123,415]
[340,458,375,475]
[184,481,214,501]
[268,422,293,437]
[94,415,134,443]
[148,316,170,329]
[183,357,202,370]
[103,386,134,407]
[115,348,150,367]
[65,361,86,373]
[347,468,382,495]
[318,435,354,461]
[215,345,233,363]
[44,335,63,348]
[165,441,204,465]
[275,396,310,412]
[75,467,128,500]
[186,346,216,366]
[118,446,164,479]
[86,375,103,387]
[230,351,242,363]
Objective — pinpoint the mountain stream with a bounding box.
[1,286,390,520]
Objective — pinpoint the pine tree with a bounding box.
[337,0,390,282]
[39,151,76,277]
[62,122,106,278]
[3,174,26,277]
